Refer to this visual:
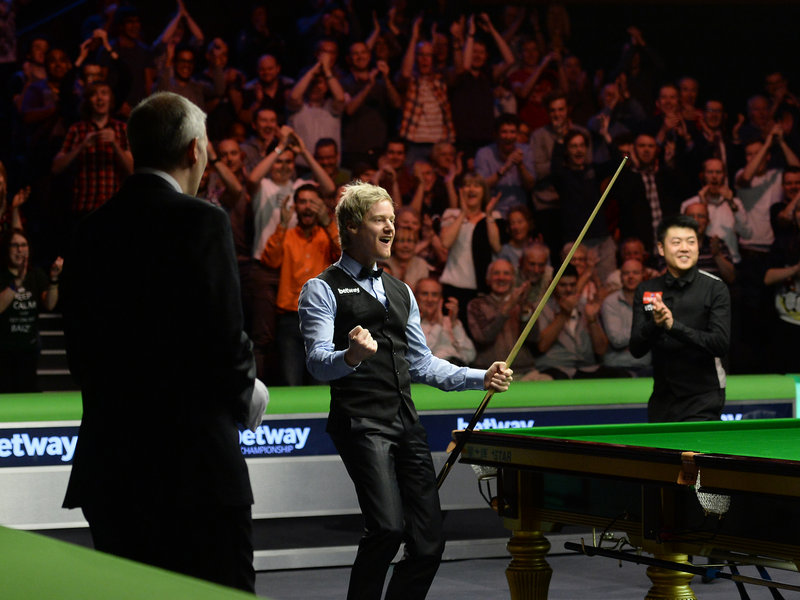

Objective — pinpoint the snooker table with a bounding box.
[0,525,263,600]
[0,376,796,570]
[456,418,800,600]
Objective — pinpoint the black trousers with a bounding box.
[330,405,444,600]
[648,388,725,423]
[82,501,255,593]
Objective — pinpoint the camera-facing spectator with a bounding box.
[0,228,62,392]
[600,258,652,376]
[416,277,475,366]
[52,81,133,224]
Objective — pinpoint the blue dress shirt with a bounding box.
[298,253,486,390]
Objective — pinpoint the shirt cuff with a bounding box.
[465,368,486,390]
[333,349,359,376]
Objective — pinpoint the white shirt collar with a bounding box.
[136,168,183,194]
[338,252,373,280]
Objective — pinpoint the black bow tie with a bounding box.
[359,266,383,279]
[665,272,689,289]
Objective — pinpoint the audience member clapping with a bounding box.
[0,229,62,392]
[415,277,476,366]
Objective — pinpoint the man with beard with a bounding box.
[261,183,339,385]
[52,81,133,223]
[246,125,335,381]
[631,215,730,422]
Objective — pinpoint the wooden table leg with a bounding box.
[505,530,552,600]
[644,553,697,600]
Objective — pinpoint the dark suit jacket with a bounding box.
[612,165,689,256]
[62,173,255,509]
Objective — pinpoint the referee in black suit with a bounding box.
[62,92,260,592]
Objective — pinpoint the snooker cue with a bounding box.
[564,541,800,593]
[435,155,629,490]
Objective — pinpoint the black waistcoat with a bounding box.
[317,266,414,430]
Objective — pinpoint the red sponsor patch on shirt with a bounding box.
[642,291,663,304]
[642,291,662,311]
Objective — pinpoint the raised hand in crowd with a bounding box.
[556,283,579,315]
[278,194,293,227]
[11,186,31,214]
[50,256,64,283]
[732,113,746,143]
[308,192,331,226]
[442,295,460,328]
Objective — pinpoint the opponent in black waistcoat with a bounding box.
[630,215,730,422]
[298,183,513,600]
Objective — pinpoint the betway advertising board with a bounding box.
[0,401,788,468]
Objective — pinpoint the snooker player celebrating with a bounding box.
[298,181,513,600]
[630,214,731,422]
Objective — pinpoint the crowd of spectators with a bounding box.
[2,1,800,388]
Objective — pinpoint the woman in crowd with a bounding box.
[496,203,540,266]
[0,229,63,392]
[437,171,502,324]
[381,225,432,289]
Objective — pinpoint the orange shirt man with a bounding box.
[261,183,340,384]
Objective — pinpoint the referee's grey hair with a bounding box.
[335,181,393,249]
[127,92,207,171]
